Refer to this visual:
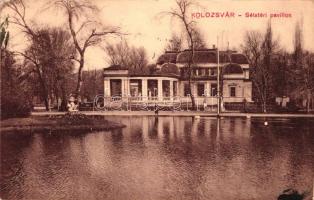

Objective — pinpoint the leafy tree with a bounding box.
[23,28,75,111]
[0,16,32,118]
[1,49,32,119]
[4,0,76,110]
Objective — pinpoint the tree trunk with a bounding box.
[263,101,267,113]
[188,44,196,110]
[35,66,49,111]
[188,77,195,110]
[60,81,68,111]
[307,90,311,113]
[43,94,49,111]
[75,58,84,98]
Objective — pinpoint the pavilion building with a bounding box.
[103,48,252,106]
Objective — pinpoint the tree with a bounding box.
[191,27,207,49]
[161,0,197,109]
[165,33,183,52]
[104,40,151,75]
[80,69,104,101]
[1,49,33,118]
[291,21,314,113]
[19,28,75,111]
[1,11,32,119]
[53,0,121,98]
[241,21,278,112]
[4,0,51,110]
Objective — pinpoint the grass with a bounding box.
[0,113,125,133]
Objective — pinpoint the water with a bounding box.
[1,116,314,200]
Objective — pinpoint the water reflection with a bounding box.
[1,117,314,200]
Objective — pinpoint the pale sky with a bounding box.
[1,0,314,70]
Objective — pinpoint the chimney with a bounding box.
[212,44,216,49]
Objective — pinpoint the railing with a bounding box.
[91,94,239,112]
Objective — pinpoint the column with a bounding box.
[121,79,126,97]
[170,80,174,99]
[205,82,210,96]
[142,79,147,100]
[104,79,110,96]
[158,79,163,101]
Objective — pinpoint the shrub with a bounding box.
[0,95,32,119]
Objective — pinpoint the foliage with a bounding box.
[80,69,104,101]
[23,27,76,111]
[1,50,32,119]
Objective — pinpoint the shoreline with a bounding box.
[31,111,314,118]
[1,116,126,134]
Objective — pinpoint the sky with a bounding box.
[1,0,314,70]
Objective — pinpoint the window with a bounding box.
[199,68,206,76]
[205,68,209,76]
[130,80,142,97]
[230,86,236,97]
[148,80,158,97]
[110,79,122,96]
[211,84,217,96]
[184,83,190,96]
[210,69,216,76]
[181,68,187,78]
[197,83,205,96]
[162,80,170,97]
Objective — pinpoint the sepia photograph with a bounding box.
[1,0,314,199]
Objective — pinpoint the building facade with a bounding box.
[103,49,252,107]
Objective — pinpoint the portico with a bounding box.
[104,72,179,102]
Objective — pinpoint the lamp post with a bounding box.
[217,36,220,117]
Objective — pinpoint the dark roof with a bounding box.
[224,63,243,74]
[157,52,178,65]
[159,63,180,76]
[104,65,128,70]
[230,54,249,64]
[176,49,230,64]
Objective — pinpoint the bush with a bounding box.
[1,95,32,119]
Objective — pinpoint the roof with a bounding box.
[158,63,180,76]
[176,49,231,64]
[104,65,128,70]
[230,53,249,64]
[156,51,178,65]
[224,63,243,74]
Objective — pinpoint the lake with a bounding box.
[1,116,314,200]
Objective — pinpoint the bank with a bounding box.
[31,111,314,118]
[0,114,126,134]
